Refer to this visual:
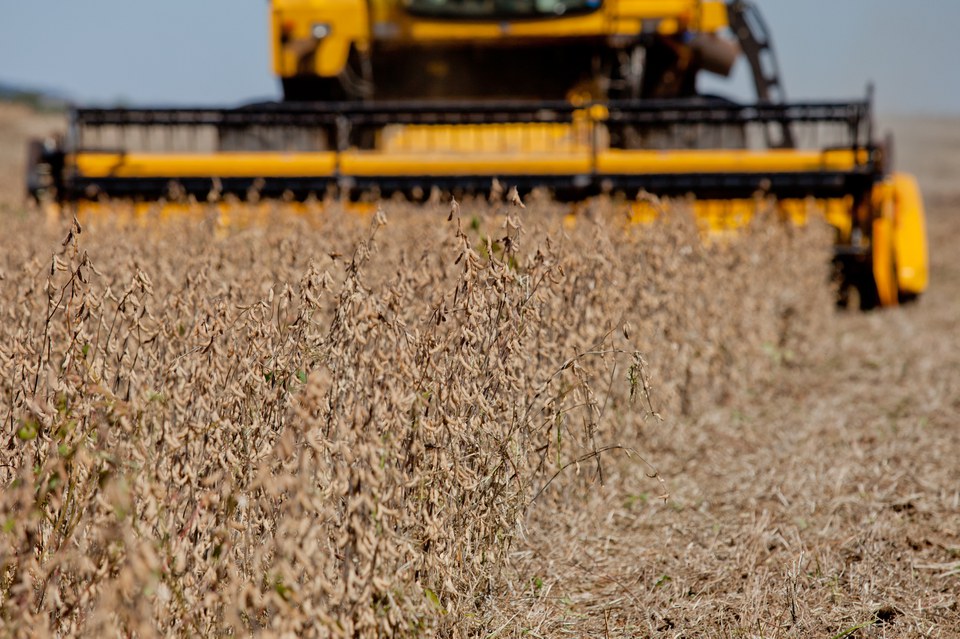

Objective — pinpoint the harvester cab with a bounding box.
[274,0,740,103]
[26,0,928,309]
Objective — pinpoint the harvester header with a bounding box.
[42,98,876,201]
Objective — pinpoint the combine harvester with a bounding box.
[26,0,927,309]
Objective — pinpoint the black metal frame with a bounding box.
[34,97,880,203]
[66,170,876,203]
[71,98,871,130]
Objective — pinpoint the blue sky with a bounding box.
[0,1,955,114]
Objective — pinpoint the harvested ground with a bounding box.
[0,104,957,637]
[500,119,960,637]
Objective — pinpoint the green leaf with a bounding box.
[654,574,672,588]
[274,578,293,601]
[17,420,38,441]
[624,492,649,509]
[424,588,447,615]
[829,619,878,639]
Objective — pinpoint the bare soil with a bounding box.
[0,103,957,637]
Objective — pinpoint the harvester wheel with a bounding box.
[847,187,899,311]
[890,173,929,304]
[870,213,900,309]
[837,257,884,311]
[856,174,930,310]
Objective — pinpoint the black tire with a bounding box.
[856,272,882,311]
[898,290,920,306]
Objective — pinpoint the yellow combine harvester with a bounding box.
[26,0,927,309]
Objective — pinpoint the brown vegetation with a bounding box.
[0,107,957,637]
[0,194,829,636]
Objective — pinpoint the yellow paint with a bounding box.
[867,174,930,304]
[627,196,853,236]
[59,195,855,244]
[73,153,338,179]
[822,196,854,238]
[698,1,729,31]
[71,147,866,184]
[67,199,399,220]
[405,13,610,40]
[871,203,899,307]
[379,122,593,154]
[272,0,369,78]
[64,199,375,234]
[890,172,929,296]
[597,149,868,174]
[273,0,730,78]
[339,151,593,176]
[616,0,721,24]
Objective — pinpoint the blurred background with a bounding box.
[0,1,955,113]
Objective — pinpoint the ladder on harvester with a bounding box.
[727,1,795,148]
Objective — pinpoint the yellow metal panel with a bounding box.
[871,210,899,307]
[272,0,732,74]
[596,149,867,174]
[367,0,396,24]
[891,172,929,295]
[270,0,735,78]
[406,21,503,40]
[655,18,681,34]
[272,0,369,78]
[615,0,698,19]
[626,196,853,236]
[608,17,643,35]
[339,152,592,176]
[316,37,357,76]
[615,0,727,31]
[73,153,338,178]
[407,13,610,40]
[698,1,729,31]
[379,123,593,154]
[400,2,727,41]
[691,198,754,232]
[73,147,869,186]
[823,197,854,238]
